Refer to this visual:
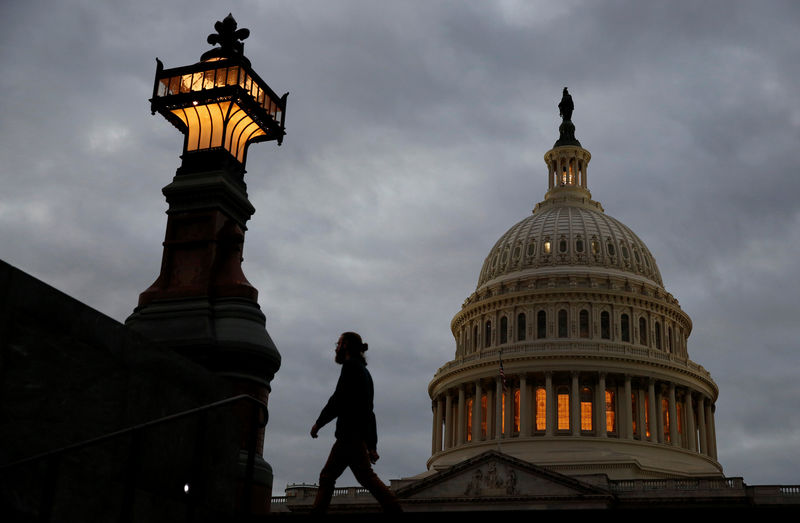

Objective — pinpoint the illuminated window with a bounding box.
[621,314,630,342]
[655,322,662,350]
[537,311,547,339]
[535,387,547,431]
[558,309,568,338]
[514,389,520,433]
[466,398,473,442]
[591,239,600,255]
[580,386,593,431]
[579,309,590,338]
[601,311,610,339]
[662,397,670,442]
[481,394,487,439]
[557,387,570,431]
[631,392,638,437]
[500,317,508,344]
[501,392,506,434]
[644,394,650,438]
[639,317,648,346]
[517,313,526,341]
[485,321,492,348]
[544,240,552,254]
[605,390,616,433]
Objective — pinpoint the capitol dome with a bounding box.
[427,90,722,480]
[477,198,663,290]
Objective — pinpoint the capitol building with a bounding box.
[426,89,720,480]
[275,92,797,512]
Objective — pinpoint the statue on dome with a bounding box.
[558,87,574,122]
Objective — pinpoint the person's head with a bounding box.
[335,331,368,364]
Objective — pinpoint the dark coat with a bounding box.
[315,358,378,449]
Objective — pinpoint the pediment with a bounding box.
[396,450,610,500]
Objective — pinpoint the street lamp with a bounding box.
[150,13,287,171]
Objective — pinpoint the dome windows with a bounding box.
[517,313,526,341]
[526,240,536,257]
[559,237,568,253]
[576,236,584,253]
[579,309,590,338]
[543,238,552,254]
[537,310,547,339]
[639,317,648,346]
[558,309,568,338]
[607,241,616,257]
[601,311,611,339]
[621,314,630,342]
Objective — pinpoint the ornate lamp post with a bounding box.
[126,14,287,514]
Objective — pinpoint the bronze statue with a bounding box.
[558,87,574,122]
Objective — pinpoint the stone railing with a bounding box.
[437,342,711,379]
[611,477,744,496]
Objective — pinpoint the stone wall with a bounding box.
[0,259,244,522]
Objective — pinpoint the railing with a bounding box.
[435,342,712,379]
[0,394,268,522]
[610,477,744,494]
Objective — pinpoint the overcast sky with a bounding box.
[2,0,799,495]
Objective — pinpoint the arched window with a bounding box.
[558,309,568,338]
[466,398,473,442]
[537,310,547,339]
[580,386,593,431]
[500,316,508,344]
[639,317,648,346]
[481,393,488,439]
[517,313,526,341]
[601,311,611,339]
[557,386,570,431]
[579,309,590,338]
[485,321,492,348]
[606,390,617,433]
[621,314,630,342]
[655,322,662,350]
[535,387,546,431]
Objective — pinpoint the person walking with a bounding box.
[309,332,402,514]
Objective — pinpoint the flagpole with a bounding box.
[497,348,506,454]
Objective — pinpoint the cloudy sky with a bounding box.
[2,0,799,494]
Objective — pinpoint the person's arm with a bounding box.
[311,364,353,437]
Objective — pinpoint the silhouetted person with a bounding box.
[310,332,402,514]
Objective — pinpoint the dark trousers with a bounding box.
[311,438,402,514]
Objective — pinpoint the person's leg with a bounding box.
[348,442,402,513]
[311,440,350,514]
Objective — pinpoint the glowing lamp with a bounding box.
[149,14,287,169]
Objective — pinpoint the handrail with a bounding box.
[0,394,267,470]
[1,394,269,522]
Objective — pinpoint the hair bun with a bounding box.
[362,342,368,352]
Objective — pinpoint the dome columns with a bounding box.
[545,145,592,194]
[429,369,721,476]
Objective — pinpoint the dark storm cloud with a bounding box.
[2,0,798,493]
